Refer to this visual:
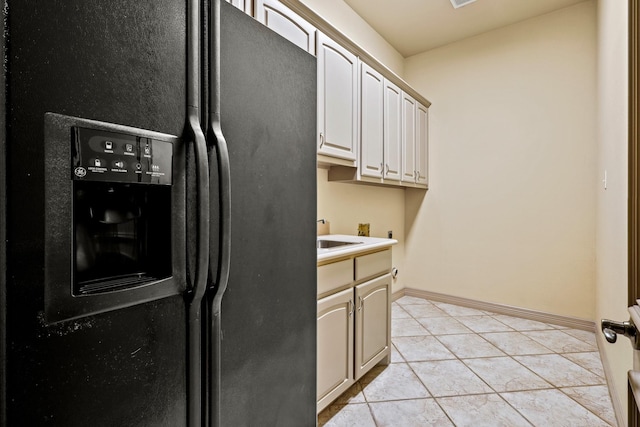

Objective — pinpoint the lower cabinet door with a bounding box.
[317,287,354,413]
[354,274,391,380]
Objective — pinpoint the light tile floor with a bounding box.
[318,296,617,427]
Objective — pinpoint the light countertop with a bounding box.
[317,234,398,263]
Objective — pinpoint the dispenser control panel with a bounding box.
[71,127,173,185]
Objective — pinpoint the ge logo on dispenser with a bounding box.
[74,167,87,178]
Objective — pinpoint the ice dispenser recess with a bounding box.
[44,113,186,324]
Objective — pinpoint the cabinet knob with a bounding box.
[319,132,325,149]
[380,163,384,176]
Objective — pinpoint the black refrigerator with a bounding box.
[0,1,318,426]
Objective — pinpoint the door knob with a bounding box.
[601,318,640,348]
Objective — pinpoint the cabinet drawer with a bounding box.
[317,258,353,295]
[355,250,391,281]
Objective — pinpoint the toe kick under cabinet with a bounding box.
[317,248,392,413]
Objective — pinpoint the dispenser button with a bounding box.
[143,145,151,155]
[113,160,126,169]
[104,141,113,150]
[125,143,134,153]
[94,159,102,167]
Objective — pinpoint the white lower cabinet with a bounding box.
[317,249,392,413]
[317,288,354,412]
[355,274,391,380]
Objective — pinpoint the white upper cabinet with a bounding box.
[360,62,384,178]
[383,79,402,182]
[401,92,417,183]
[255,0,316,54]
[416,102,429,187]
[360,63,402,183]
[251,0,430,188]
[401,91,429,188]
[317,32,358,163]
[226,0,253,15]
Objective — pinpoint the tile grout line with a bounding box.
[396,297,611,426]
[409,301,542,426]
[399,301,528,426]
[321,297,614,426]
[462,304,612,425]
[469,301,612,425]
[395,300,482,426]
[556,386,617,427]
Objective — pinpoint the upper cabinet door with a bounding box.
[401,92,416,183]
[384,79,402,182]
[317,32,358,162]
[255,0,316,54]
[416,102,429,187]
[226,0,253,15]
[360,62,384,178]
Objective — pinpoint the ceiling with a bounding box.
[342,0,589,57]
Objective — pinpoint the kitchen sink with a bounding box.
[317,240,363,249]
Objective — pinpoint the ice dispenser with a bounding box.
[44,114,186,323]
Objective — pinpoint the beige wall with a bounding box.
[403,1,598,319]
[595,0,630,422]
[317,168,406,292]
[296,0,405,76]
[313,0,629,419]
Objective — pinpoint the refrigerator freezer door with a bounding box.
[5,1,188,425]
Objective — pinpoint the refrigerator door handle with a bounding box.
[188,117,211,307]
[210,1,231,308]
[186,0,210,304]
[208,1,231,427]
[186,0,210,426]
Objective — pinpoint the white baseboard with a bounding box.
[392,287,595,332]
